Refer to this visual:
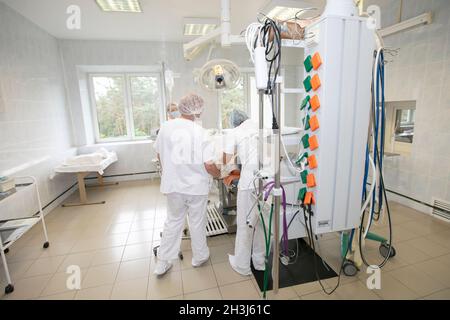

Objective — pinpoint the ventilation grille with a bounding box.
[432,198,450,221]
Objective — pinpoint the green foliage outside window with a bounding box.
[92,75,161,140]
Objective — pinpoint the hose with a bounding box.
[358,48,393,268]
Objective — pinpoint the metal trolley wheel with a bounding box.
[343,260,358,277]
[379,243,396,259]
[5,284,14,294]
[152,246,183,260]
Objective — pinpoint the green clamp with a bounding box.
[304,115,311,130]
[303,76,312,92]
[298,187,307,202]
[300,95,310,110]
[301,134,310,149]
[304,55,313,73]
[301,171,308,184]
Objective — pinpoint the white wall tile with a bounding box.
[0,2,75,216]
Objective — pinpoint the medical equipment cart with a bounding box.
[0,176,50,294]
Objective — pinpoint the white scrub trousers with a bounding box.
[158,193,210,265]
[229,190,266,275]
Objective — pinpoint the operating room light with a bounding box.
[96,0,142,13]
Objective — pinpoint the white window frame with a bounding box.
[218,68,286,130]
[385,100,416,156]
[218,72,251,130]
[88,72,164,143]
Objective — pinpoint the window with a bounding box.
[90,73,163,142]
[394,108,415,143]
[219,72,284,130]
[219,76,247,129]
[385,101,416,155]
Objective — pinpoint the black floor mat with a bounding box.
[252,238,338,291]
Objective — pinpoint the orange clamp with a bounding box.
[309,135,319,151]
[312,52,322,70]
[310,95,321,112]
[306,173,316,188]
[311,74,321,91]
[304,192,316,205]
[308,154,318,169]
[309,115,320,132]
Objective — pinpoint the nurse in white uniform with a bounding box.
[224,109,266,276]
[153,93,220,276]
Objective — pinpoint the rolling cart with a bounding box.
[0,176,50,294]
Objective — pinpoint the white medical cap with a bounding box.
[178,93,204,116]
[229,109,249,128]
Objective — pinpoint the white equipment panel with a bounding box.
[302,15,375,234]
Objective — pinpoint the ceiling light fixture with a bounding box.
[183,18,218,36]
[262,0,322,21]
[96,0,142,13]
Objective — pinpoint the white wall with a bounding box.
[0,2,76,216]
[368,0,450,212]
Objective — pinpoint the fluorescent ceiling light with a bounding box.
[96,0,142,13]
[183,18,218,36]
[267,6,304,21]
[262,0,321,21]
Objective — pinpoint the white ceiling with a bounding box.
[1,0,273,42]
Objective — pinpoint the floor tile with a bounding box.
[122,243,152,261]
[75,284,113,300]
[212,261,251,286]
[371,273,419,300]
[183,287,222,300]
[116,258,150,282]
[91,246,125,266]
[404,237,450,258]
[389,265,446,297]
[57,252,95,272]
[292,280,330,296]
[219,280,260,300]
[3,180,448,301]
[24,256,65,277]
[414,259,450,287]
[111,277,148,300]
[258,286,298,300]
[147,271,183,299]
[82,263,119,289]
[38,291,76,300]
[2,275,52,300]
[41,270,85,296]
[392,242,431,264]
[181,265,218,294]
[331,280,381,300]
[127,230,154,245]
[424,289,450,300]
[210,243,234,264]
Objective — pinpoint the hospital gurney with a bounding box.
[54,150,118,207]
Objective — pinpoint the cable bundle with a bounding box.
[359,46,393,268]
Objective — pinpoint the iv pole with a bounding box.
[272,78,282,294]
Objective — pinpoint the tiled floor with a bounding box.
[1,179,450,300]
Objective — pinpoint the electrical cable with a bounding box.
[302,205,350,296]
[358,48,394,268]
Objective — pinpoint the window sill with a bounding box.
[85,139,155,148]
